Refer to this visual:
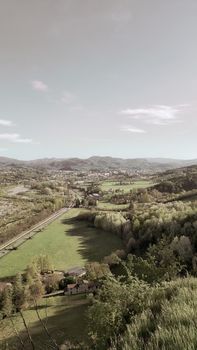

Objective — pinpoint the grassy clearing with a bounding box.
[0,294,90,349]
[96,201,129,210]
[0,209,123,278]
[100,180,152,193]
[0,208,123,347]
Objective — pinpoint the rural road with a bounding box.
[0,207,70,258]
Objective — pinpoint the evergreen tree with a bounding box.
[13,273,27,311]
[1,286,13,318]
[25,264,44,304]
[34,254,53,274]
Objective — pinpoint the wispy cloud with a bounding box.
[61,91,76,105]
[120,105,187,126]
[0,133,33,144]
[0,119,13,127]
[121,126,146,134]
[31,80,48,92]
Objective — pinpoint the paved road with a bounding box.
[0,207,70,258]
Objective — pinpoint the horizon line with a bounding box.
[0,155,197,162]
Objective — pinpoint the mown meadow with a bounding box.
[0,208,124,348]
[100,179,152,193]
[0,209,123,278]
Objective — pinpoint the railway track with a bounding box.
[0,207,70,258]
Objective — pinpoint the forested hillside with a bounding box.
[73,165,197,349]
[0,156,197,172]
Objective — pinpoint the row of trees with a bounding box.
[76,197,197,272]
[154,173,197,193]
[0,255,66,349]
[0,255,54,319]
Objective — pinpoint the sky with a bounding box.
[0,0,197,160]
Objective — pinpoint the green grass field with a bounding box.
[0,208,123,348]
[0,209,123,278]
[0,294,90,349]
[96,201,129,210]
[100,180,152,193]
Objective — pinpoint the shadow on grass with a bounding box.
[28,304,48,311]
[1,215,123,349]
[61,217,123,263]
[3,296,90,350]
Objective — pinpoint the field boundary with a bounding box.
[0,207,70,258]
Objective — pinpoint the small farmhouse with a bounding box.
[64,280,98,295]
[66,266,86,278]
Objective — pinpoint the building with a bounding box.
[65,266,86,278]
[0,282,12,292]
[64,280,98,295]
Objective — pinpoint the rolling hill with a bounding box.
[0,156,197,172]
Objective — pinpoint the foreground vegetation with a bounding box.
[88,272,197,350]
[121,277,197,350]
[0,294,89,350]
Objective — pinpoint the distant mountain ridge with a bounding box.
[0,156,197,172]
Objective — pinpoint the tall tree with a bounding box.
[1,286,13,318]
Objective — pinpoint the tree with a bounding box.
[25,264,44,303]
[44,274,60,294]
[171,236,193,263]
[24,265,58,349]
[138,189,150,203]
[75,198,81,208]
[87,275,149,349]
[13,273,27,312]
[103,253,120,267]
[34,254,53,274]
[86,262,111,281]
[1,286,13,318]
[13,273,36,350]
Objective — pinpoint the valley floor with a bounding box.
[0,208,123,278]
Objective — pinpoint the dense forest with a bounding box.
[73,166,197,349]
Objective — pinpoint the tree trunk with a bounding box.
[19,311,35,350]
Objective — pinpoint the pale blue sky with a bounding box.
[0,0,197,160]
